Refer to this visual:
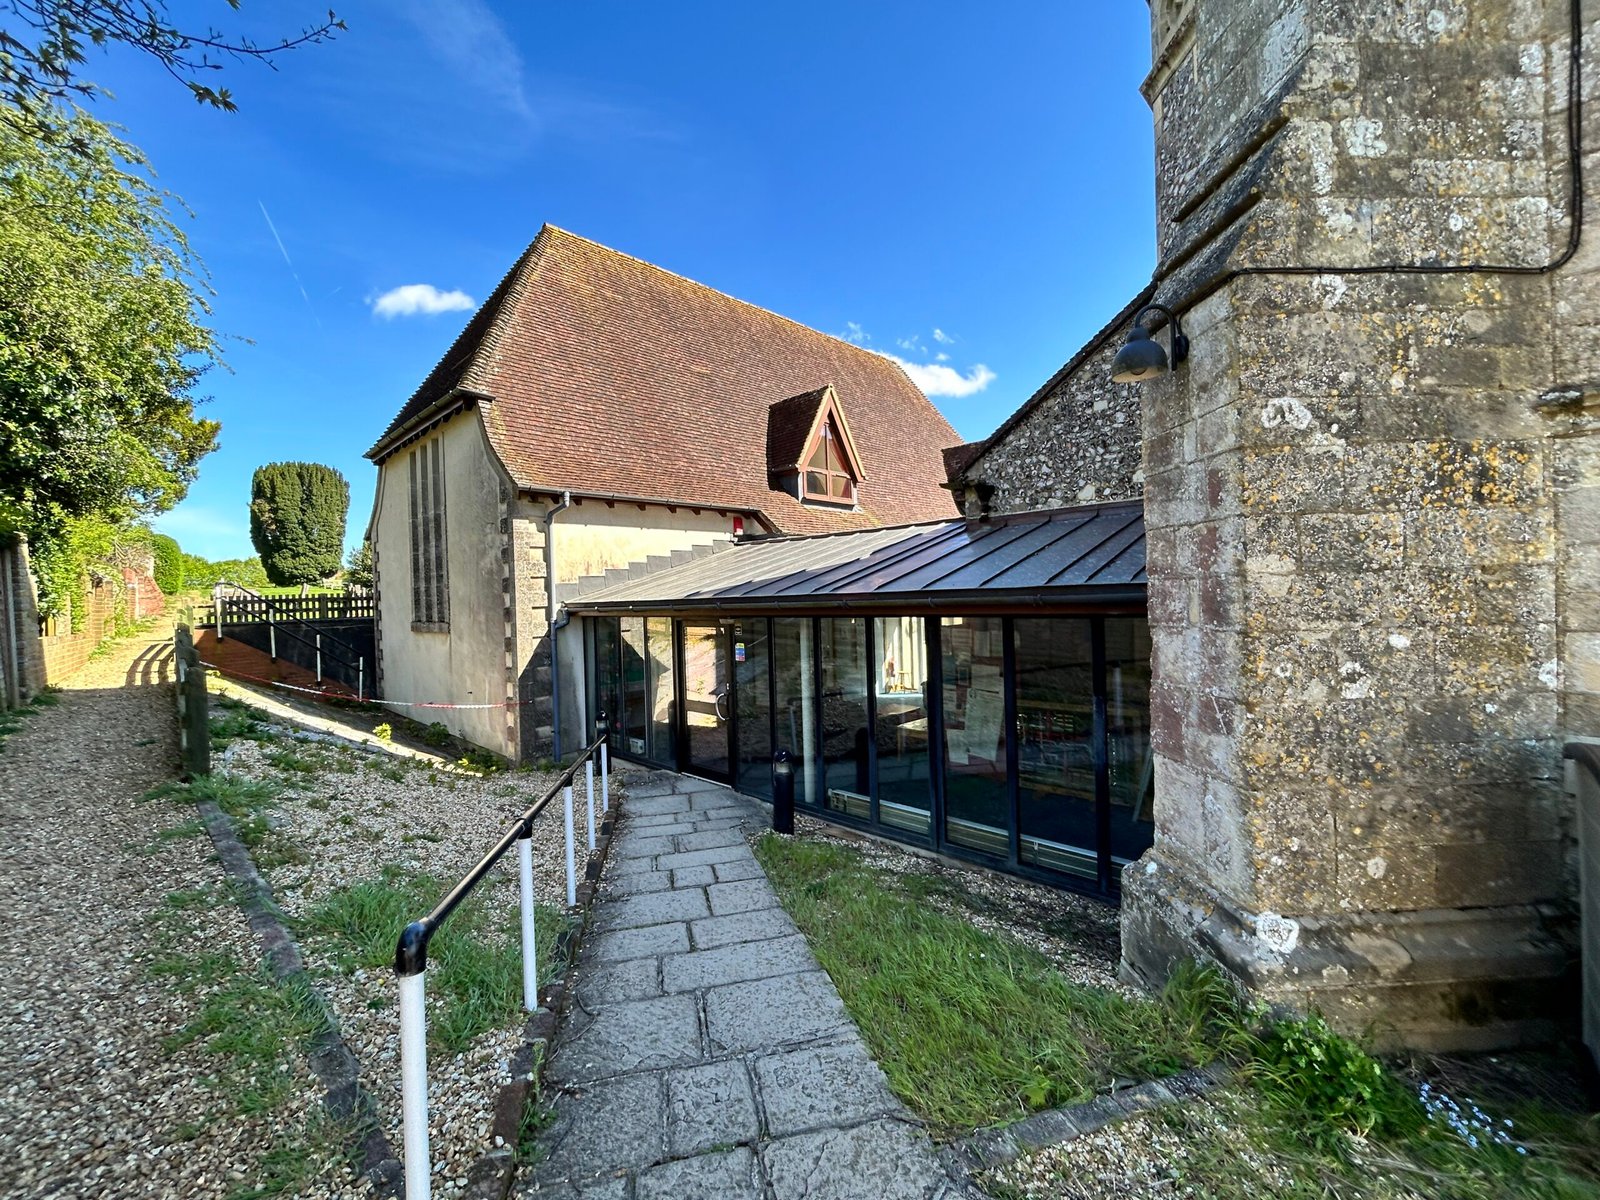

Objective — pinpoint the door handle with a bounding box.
[714,688,729,722]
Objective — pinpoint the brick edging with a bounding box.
[940,1062,1232,1182]
[196,799,405,1197]
[461,801,621,1200]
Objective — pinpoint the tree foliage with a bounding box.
[249,462,348,587]
[181,552,267,590]
[0,102,220,552]
[343,538,372,589]
[0,1,345,142]
[150,530,181,593]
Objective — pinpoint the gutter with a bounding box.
[543,491,572,758]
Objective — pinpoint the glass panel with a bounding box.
[647,617,675,765]
[592,617,621,737]
[873,617,930,836]
[830,473,851,498]
[772,617,818,808]
[941,617,1009,856]
[805,470,826,497]
[819,618,870,820]
[1106,617,1154,869]
[807,438,828,469]
[734,618,773,799]
[682,621,730,776]
[620,617,648,757]
[1014,618,1098,880]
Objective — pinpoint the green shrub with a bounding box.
[372,722,393,743]
[1247,1013,1422,1149]
[151,532,184,594]
[421,721,451,747]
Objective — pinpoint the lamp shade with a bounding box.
[1110,324,1169,383]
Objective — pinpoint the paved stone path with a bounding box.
[524,772,973,1199]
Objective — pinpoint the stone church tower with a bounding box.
[1116,0,1600,1048]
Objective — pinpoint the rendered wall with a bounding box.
[371,410,518,756]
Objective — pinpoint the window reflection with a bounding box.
[941,616,1008,856]
[819,618,870,820]
[874,617,930,834]
[771,617,817,808]
[1107,618,1154,868]
[1014,618,1097,879]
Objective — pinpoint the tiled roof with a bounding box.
[368,226,962,536]
[765,387,831,474]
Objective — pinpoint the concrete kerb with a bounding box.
[462,777,626,1200]
[196,798,404,1197]
[938,1063,1232,1184]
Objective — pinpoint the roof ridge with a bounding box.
[540,226,945,414]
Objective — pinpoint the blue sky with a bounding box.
[86,2,1157,560]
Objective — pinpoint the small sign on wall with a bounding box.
[735,642,746,663]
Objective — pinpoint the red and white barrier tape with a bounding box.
[199,661,533,710]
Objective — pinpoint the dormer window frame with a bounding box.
[802,413,859,506]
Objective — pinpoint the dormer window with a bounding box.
[767,383,867,510]
[804,417,856,504]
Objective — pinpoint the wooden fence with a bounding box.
[174,624,210,777]
[200,589,374,626]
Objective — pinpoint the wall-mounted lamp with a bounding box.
[1110,303,1190,383]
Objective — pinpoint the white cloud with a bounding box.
[371,284,477,319]
[840,321,870,345]
[935,352,950,362]
[886,355,996,398]
[405,0,534,123]
[933,328,954,344]
[896,334,925,353]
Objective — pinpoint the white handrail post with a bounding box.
[563,784,577,907]
[214,583,225,641]
[585,759,596,851]
[358,657,365,701]
[398,969,432,1200]
[269,620,276,661]
[601,742,610,814]
[517,832,539,1010]
[316,633,323,683]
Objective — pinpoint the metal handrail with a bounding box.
[213,580,367,666]
[392,716,611,1200]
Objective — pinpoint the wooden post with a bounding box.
[174,624,210,777]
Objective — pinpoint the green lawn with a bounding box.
[755,833,1600,1199]
[753,834,1235,1132]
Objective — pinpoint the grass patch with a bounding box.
[210,702,278,748]
[301,866,572,1057]
[266,748,320,774]
[163,958,324,1115]
[754,834,1240,1132]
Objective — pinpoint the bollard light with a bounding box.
[772,749,795,835]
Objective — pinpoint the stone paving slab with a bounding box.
[525,770,972,1199]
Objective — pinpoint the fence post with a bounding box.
[772,749,795,834]
[563,784,577,907]
[585,759,596,851]
[395,923,432,1200]
[597,711,610,814]
[174,625,210,778]
[518,826,539,1010]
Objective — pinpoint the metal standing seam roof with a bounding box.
[565,501,1147,614]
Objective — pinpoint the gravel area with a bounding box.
[979,1088,1298,1200]
[0,629,343,1200]
[782,813,1127,991]
[216,703,622,1196]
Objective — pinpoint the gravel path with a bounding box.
[0,628,339,1200]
